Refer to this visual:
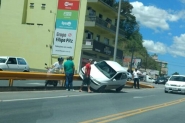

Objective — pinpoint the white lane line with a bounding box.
[133,95,156,99]
[0,93,102,102]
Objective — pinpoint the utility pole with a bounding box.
[129,47,135,72]
[113,0,121,61]
[145,51,147,71]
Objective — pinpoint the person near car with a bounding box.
[64,56,75,91]
[132,68,142,89]
[49,57,64,86]
[79,59,93,93]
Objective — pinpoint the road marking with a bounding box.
[0,93,102,102]
[133,95,156,99]
[80,98,185,123]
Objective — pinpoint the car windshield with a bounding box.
[169,76,185,82]
[95,61,116,79]
[0,58,7,63]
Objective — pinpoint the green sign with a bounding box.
[57,10,79,20]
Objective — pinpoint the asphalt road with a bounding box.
[1,84,185,123]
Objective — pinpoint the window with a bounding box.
[99,14,103,19]
[41,4,46,9]
[30,3,34,8]
[17,58,27,65]
[7,58,17,64]
[0,0,1,8]
[96,35,100,41]
[85,30,93,39]
[0,58,7,63]
[88,8,96,16]
[170,76,185,82]
[104,38,109,45]
[106,18,112,24]
[95,61,116,79]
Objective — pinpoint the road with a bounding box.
[1,84,185,123]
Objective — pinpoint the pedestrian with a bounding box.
[64,56,75,91]
[132,68,142,89]
[79,59,93,93]
[49,57,64,86]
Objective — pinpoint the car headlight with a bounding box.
[165,83,170,86]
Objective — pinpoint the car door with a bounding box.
[17,58,28,72]
[111,72,127,85]
[6,57,19,71]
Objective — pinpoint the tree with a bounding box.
[172,72,179,75]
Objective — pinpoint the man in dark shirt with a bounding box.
[79,59,93,93]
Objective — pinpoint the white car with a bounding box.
[164,75,185,94]
[79,60,127,92]
[0,56,30,72]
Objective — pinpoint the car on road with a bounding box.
[79,60,127,92]
[0,56,30,72]
[164,75,185,94]
[155,77,168,84]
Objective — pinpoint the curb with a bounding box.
[126,81,154,88]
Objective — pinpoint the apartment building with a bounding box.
[0,0,124,72]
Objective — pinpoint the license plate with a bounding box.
[172,88,178,90]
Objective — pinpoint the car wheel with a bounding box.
[164,90,168,93]
[53,81,58,87]
[0,69,3,71]
[98,85,106,93]
[116,85,124,92]
[23,70,29,72]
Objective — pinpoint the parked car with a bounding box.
[79,60,127,92]
[127,72,132,81]
[164,75,185,94]
[155,77,168,84]
[144,75,155,83]
[0,56,30,72]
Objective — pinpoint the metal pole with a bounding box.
[113,0,121,61]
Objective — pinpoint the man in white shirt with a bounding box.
[132,68,142,89]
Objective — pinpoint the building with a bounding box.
[151,54,168,76]
[0,0,124,72]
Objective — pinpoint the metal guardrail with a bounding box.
[0,71,154,88]
[0,71,82,87]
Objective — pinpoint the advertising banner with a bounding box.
[52,29,77,56]
[58,0,80,10]
[52,0,80,56]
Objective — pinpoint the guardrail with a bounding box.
[0,71,81,87]
[0,71,154,88]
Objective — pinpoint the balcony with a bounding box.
[82,39,123,59]
[87,0,125,19]
[85,16,125,38]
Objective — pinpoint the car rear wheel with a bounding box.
[98,85,106,93]
[0,69,3,71]
[164,90,168,93]
[116,85,124,92]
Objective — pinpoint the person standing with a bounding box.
[79,59,93,93]
[49,57,64,86]
[132,68,142,89]
[64,56,75,91]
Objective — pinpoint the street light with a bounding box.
[113,0,122,61]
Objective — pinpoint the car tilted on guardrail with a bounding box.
[0,56,30,72]
[79,60,127,92]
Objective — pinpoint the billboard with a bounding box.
[52,0,80,56]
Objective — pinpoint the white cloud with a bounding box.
[180,0,185,4]
[143,34,185,57]
[168,34,185,57]
[142,40,167,54]
[130,1,185,31]
[168,32,172,36]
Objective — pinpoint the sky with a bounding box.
[127,0,185,75]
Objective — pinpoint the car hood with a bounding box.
[167,81,185,86]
